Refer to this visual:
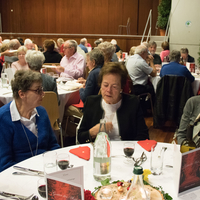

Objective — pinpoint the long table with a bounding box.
[0,141,199,200]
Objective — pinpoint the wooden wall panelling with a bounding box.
[93,0,109,34]
[66,0,82,34]
[137,0,159,35]
[107,0,123,34]
[152,0,159,35]
[81,0,95,34]
[20,0,45,33]
[121,0,139,35]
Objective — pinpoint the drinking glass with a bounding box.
[1,73,9,88]
[37,178,46,198]
[56,153,70,170]
[123,142,135,164]
[43,151,57,174]
[150,146,165,175]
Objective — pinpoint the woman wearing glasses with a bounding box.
[0,70,60,172]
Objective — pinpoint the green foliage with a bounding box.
[157,0,171,29]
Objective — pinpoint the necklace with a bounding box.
[21,123,38,157]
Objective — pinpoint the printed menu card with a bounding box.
[46,166,84,200]
[174,144,200,197]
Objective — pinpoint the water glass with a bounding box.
[56,153,70,170]
[150,146,164,175]
[1,73,9,88]
[43,151,57,174]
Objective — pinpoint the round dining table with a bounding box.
[0,141,199,200]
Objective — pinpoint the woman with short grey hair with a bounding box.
[77,48,104,103]
[25,50,45,71]
[25,50,58,96]
[0,70,59,172]
[98,41,115,63]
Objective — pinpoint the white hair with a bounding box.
[24,38,33,46]
[135,45,148,55]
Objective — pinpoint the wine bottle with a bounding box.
[125,166,150,200]
[93,119,111,182]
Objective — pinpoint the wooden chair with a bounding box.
[118,17,130,35]
[41,91,64,147]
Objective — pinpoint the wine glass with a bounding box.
[123,142,135,164]
[37,178,46,198]
[56,153,70,170]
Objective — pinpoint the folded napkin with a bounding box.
[69,146,90,161]
[137,139,157,152]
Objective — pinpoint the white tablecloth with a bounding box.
[0,81,80,121]
[0,141,199,200]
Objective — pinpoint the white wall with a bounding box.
[170,0,200,63]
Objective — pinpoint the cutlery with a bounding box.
[12,172,43,177]
[0,192,34,200]
[13,166,44,176]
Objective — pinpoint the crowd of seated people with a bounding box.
[0,34,199,172]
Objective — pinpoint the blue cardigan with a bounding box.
[0,102,60,172]
[79,65,102,103]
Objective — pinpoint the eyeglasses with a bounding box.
[28,87,44,95]
[63,46,71,49]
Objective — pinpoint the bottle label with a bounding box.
[93,157,111,175]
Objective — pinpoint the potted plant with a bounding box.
[157,0,171,36]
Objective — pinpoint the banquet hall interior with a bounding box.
[0,0,199,146]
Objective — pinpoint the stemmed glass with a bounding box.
[37,178,46,198]
[56,153,70,170]
[123,142,135,164]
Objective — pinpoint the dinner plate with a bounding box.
[43,65,57,68]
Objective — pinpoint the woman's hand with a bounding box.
[89,122,113,139]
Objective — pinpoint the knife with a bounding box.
[0,191,33,200]
[13,166,44,176]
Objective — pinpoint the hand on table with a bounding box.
[89,122,113,139]
[51,65,65,74]
[77,77,86,84]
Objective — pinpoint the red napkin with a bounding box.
[69,146,90,161]
[137,139,157,152]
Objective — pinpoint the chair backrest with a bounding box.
[41,91,59,128]
[127,17,130,26]
[153,75,194,128]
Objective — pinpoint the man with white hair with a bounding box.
[78,38,88,53]
[126,45,156,111]
[111,39,121,53]
[24,38,34,50]
[55,40,85,79]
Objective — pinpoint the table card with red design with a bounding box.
[46,166,84,199]
[174,143,200,197]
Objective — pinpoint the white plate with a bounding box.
[43,65,57,68]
